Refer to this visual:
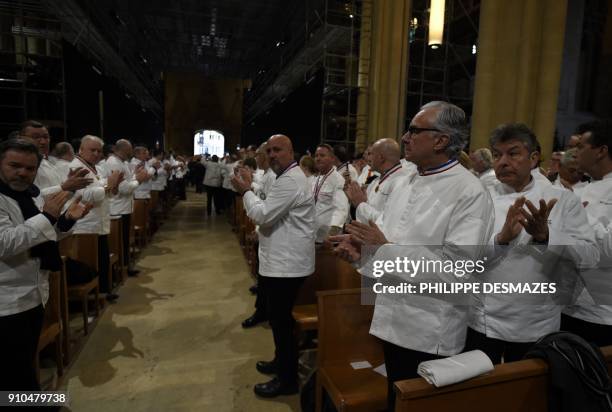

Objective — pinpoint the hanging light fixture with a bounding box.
[428,0,446,49]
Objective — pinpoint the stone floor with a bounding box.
[60,191,300,412]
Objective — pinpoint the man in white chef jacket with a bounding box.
[470,147,499,190]
[464,123,599,364]
[332,101,495,410]
[313,144,349,243]
[69,135,123,300]
[562,119,612,346]
[106,139,148,276]
[19,120,92,196]
[0,138,91,391]
[553,149,589,196]
[242,143,277,329]
[231,134,315,398]
[345,138,413,224]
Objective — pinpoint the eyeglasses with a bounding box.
[406,126,441,135]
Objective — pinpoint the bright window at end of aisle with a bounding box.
[194,130,225,157]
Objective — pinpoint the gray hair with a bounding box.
[472,148,493,168]
[489,123,538,154]
[560,148,578,166]
[80,134,104,149]
[51,141,74,158]
[421,101,469,159]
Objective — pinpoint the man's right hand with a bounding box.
[135,165,149,183]
[496,196,526,244]
[345,181,367,207]
[43,191,71,218]
[61,167,93,191]
[106,170,124,193]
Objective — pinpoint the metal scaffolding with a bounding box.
[0,0,65,139]
[406,0,480,126]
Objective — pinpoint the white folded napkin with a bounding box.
[417,350,494,387]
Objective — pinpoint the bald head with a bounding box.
[114,139,133,160]
[370,138,401,173]
[267,134,295,174]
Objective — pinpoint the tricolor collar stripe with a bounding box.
[419,159,459,176]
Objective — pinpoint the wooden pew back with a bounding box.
[296,249,361,306]
[59,234,99,271]
[394,346,612,412]
[316,288,386,412]
[318,288,380,366]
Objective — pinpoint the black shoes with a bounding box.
[128,269,140,277]
[253,377,298,398]
[241,313,267,328]
[105,293,119,303]
[256,359,277,375]
[249,284,258,295]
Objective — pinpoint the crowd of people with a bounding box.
[0,121,191,392]
[1,100,611,410]
[227,102,612,410]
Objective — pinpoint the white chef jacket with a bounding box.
[552,177,589,198]
[356,164,380,186]
[0,193,58,316]
[364,161,495,356]
[355,162,412,224]
[97,159,109,178]
[34,158,64,197]
[53,159,72,181]
[202,160,222,187]
[478,168,499,190]
[253,168,277,199]
[242,163,315,278]
[312,167,349,242]
[564,172,612,325]
[67,156,110,235]
[151,161,168,191]
[532,168,552,186]
[106,155,138,216]
[468,177,599,342]
[222,161,238,191]
[130,158,156,200]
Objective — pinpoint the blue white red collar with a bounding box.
[419,159,459,176]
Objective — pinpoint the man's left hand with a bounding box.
[519,199,557,243]
[345,220,388,245]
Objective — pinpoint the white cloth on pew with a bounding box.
[417,350,493,387]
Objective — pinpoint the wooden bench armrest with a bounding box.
[394,358,548,400]
[395,345,612,401]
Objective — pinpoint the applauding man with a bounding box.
[232,134,315,398]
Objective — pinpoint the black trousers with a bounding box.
[259,275,306,385]
[120,214,131,267]
[464,327,534,365]
[253,274,268,318]
[98,235,110,293]
[0,305,44,391]
[204,185,217,216]
[382,341,443,411]
[561,314,612,347]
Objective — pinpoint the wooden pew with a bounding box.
[58,234,100,336]
[36,268,63,383]
[292,249,361,333]
[132,198,149,248]
[394,346,612,412]
[109,217,126,284]
[316,289,387,412]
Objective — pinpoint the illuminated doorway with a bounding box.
[194,130,225,157]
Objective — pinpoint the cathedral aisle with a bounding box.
[61,191,300,411]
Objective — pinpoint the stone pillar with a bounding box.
[364,0,411,146]
[470,0,568,163]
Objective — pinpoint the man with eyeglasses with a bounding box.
[331,101,494,411]
[19,120,93,197]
